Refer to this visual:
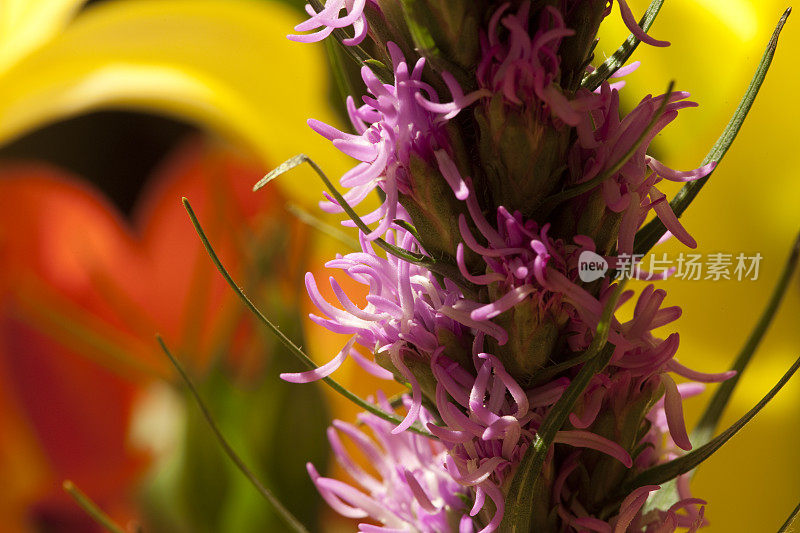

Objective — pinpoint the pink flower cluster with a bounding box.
[286,1,734,531]
[307,43,483,240]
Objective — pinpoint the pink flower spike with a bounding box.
[478,353,530,417]
[479,483,505,533]
[611,60,642,78]
[617,0,670,47]
[427,422,472,443]
[554,430,634,468]
[415,71,490,120]
[470,285,535,321]
[358,526,407,533]
[280,337,356,383]
[289,0,369,46]
[307,463,370,519]
[666,359,737,383]
[433,149,469,200]
[389,348,423,434]
[650,187,697,248]
[614,485,660,533]
[445,455,505,486]
[569,386,605,429]
[315,477,405,525]
[648,157,717,182]
[402,469,438,514]
[470,486,486,517]
[308,118,352,141]
[527,377,569,407]
[460,515,476,533]
[456,243,506,285]
[661,374,693,451]
[287,25,334,44]
[656,230,675,246]
[349,349,395,380]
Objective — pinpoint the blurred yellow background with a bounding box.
[602,1,800,531]
[0,0,796,531]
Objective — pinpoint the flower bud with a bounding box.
[580,376,663,509]
[492,301,566,382]
[476,93,571,216]
[400,152,470,263]
[398,0,482,70]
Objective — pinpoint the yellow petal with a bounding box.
[609,3,800,531]
[0,0,349,205]
[0,0,87,72]
[597,0,786,162]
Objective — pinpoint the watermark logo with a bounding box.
[614,252,763,281]
[575,252,763,282]
[578,250,608,282]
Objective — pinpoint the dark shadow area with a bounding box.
[0,111,196,215]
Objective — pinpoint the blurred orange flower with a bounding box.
[0,137,310,531]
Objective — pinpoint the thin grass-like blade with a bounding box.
[617,355,800,495]
[693,231,800,445]
[157,337,310,533]
[643,232,800,514]
[778,501,800,532]
[254,154,475,294]
[254,154,424,263]
[581,0,665,91]
[633,8,791,256]
[183,198,433,437]
[539,81,673,216]
[63,480,128,533]
[287,202,360,251]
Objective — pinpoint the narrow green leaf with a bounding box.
[617,355,800,495]
[400,0,441,57]
[538,81,674,217]
[157,336,311,533]
[324,37,360,111]
[254,154,425,263]
[254,154,476,295]
[778,500,800,533]
[693,231,800,445]
[393,219,422,242]
[528,348,596,388]
[63,480,128,533]
[633,8,791,256]
[643,231,800,515]
[501,281,628,532]
[581,0,665,92]
[364,60,394,87]
[182,197,434,437]
[286,202,360,251]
